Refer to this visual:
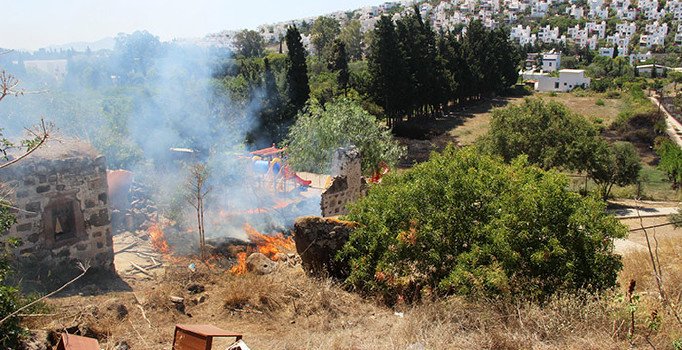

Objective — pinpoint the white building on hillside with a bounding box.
[522,69,591,92]
[542,52,561,72]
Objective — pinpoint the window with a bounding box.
[52,204,76,241]
[43,196,85,247]
[554,82,560,89]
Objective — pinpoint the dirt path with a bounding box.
[650,96,682,148]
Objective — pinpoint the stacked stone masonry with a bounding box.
[0,140,114,272]
[321,146,367,217]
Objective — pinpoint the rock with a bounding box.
[169,296,184,303]
[114,341,131,350]
[293,216,358,279]
[273,252,288,262]
[246,253,276,275]
[187,283,205,294]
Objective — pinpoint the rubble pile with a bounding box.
[110,180,158,234]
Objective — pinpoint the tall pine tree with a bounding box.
[368,16,410,127]
[329,39,350,95]
[285,25,310,115]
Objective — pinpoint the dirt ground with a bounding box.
[397,97,526,167]
[397,92,624,168]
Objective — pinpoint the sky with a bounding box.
[2,0,387,51]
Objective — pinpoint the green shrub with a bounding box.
[340,147,626,303]
[596,99,605,106]
[0,202,24,348]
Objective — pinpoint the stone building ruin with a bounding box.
[320,146,367,217]
[0,140,114,276]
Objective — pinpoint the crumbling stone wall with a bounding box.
[294,216,357,279]
[0,140,114,273]
[321,146,367,217]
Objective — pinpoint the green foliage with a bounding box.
[587,141,642,200]
[483,98,601,172]
[368,16,410,120]
[596,98,605,106]
[328,39,350,95]
[285,26,310,115]
[310,16,341,59]
[340,147,626,302]
[0,201,24,348]
[284,98,404,174]
[339,20,363,61]
[233,30,265,58]
[655,138,682,189]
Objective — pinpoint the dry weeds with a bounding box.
[20,263,644,349]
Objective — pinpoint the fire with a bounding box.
[230,223,295,275]
[148,223,171,254]
[229,252,248,274]
[244,223,295,258]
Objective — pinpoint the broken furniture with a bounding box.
[173,324,243,350]
[55,333,100,350]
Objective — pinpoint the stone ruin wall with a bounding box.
[0,141,114,272]
[321,146,367,217]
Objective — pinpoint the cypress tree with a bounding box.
[285,25,310,114]
[329,39,350,95]
[368,16,410,127]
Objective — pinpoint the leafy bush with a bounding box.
[596,99,605,106]
[0,201,24,348]
[586,141,641,200]
[655,138,682,189]
[285,98,405,174]
[482,98,601,172]
[340,147,626,303]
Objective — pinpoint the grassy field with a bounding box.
[446,91,626,147]
[538,91,626,127]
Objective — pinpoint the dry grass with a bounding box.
[537,91,625,127]
[447,97,526,146]
[23,215,682,349]
[22,262,639,349]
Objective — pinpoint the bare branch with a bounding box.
[0,118,54,170]
[0,262,90,325]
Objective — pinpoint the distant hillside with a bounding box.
[44,37,116,52]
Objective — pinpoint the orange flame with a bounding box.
[229,252,248,274]
[148,223,171,254]
[230,223,295,275]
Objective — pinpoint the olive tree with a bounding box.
[587,141,641,200]
[285,98,404,174]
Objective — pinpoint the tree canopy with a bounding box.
[285,26,310,116]
[586,141,641,200]
[340,147,626,303]
[284,98,404,174]
[483,98,602,171]
[233,29,265,58]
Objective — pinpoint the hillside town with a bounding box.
[213,0,682,63]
